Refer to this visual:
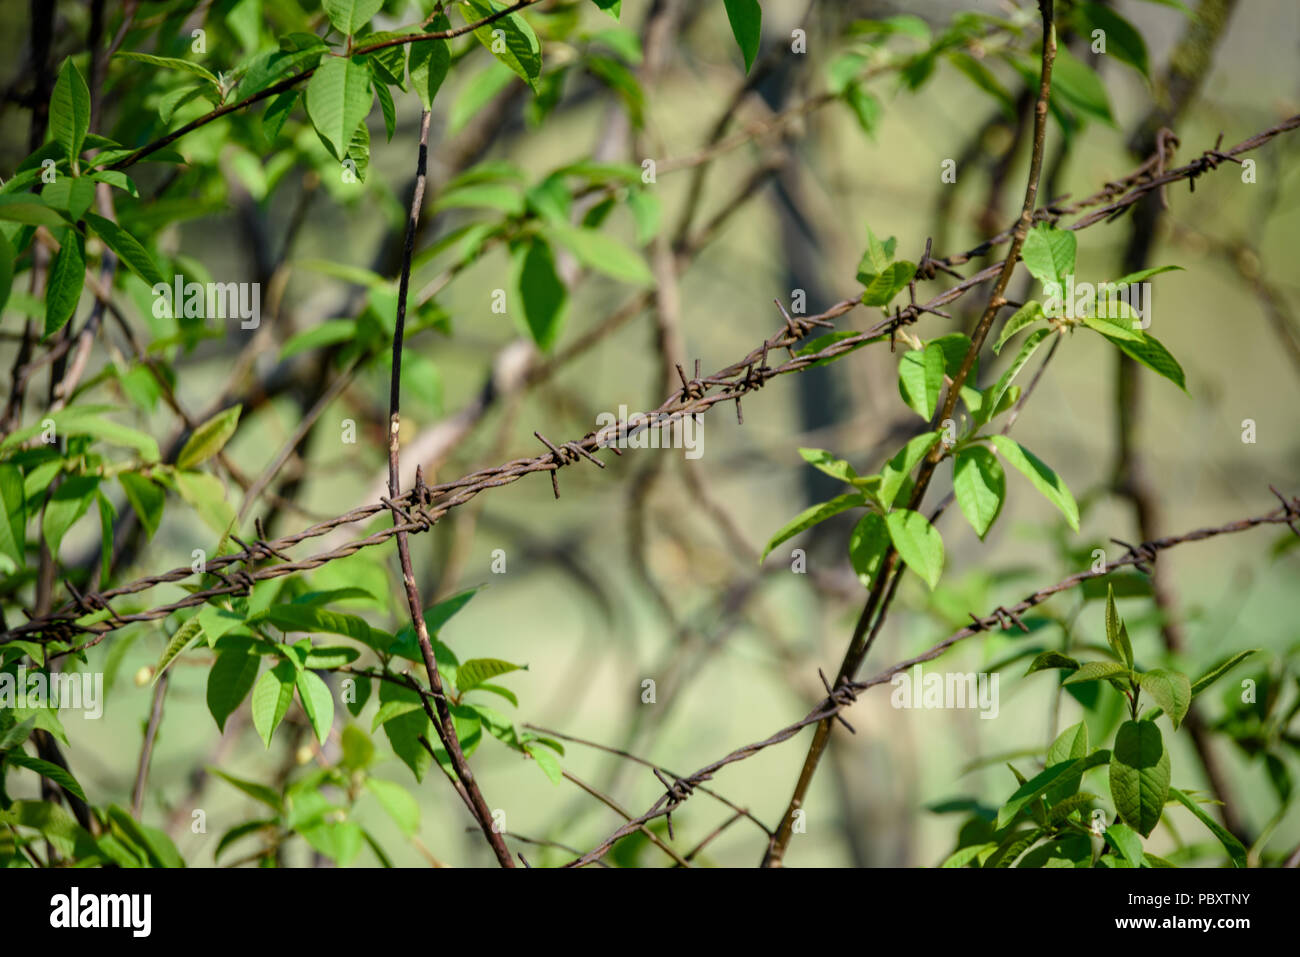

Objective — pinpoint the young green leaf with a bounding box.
[861,261,916,307]
[154,616,204,684]
[117,472,164,541]
[952,446,1005,540]
[1138,669,1190,730]
[252,660,297,748]
[848,511,890,587]
[799,448,859,485]
[988,327,1052,414]
[83,213,166,287]
[879,432,940,508]
[1046,721,1090,766]
[989,435,1079,531]
[1102,329,1187,392]
[884,508,944,590]
[408,13,452,109]
[296,669,335,745]
[722,0,762,72]
[1025,651,1080,675]
[1168,786,1246,867]
[1063,660,1129,685]
[992,300,1045,355]
[1100,585,1132,667]
[0,464,25,569]
[897,342,946,420]
[42,474,100,561]
[1020,223,1076,289]
[44,231,85,338]
[1109,719,1170,837]
[457,658,525,693]
[760,492,865,562]
[177,405,241,470]
[1104,822,1144,867]
[1189,649,1259,697]
[50,59,91,165]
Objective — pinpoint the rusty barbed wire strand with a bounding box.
[5,116,1296,650]
[566,496,1300,867]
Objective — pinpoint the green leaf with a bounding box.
[952,446,1005,540]
[252,660,297,748]
[861,261,916,307]
[1168,786,1246,867]
[799,448,859,485]
[364,778,420,835]
[525,741,563,784]
[210,767,283,811]
[879,432,941,508]
[50,59,91,164]
[848,511,889,587]
[997,751,1108,828]
[1103,330,1187,392]
[118,472,164,541]
[512,236,567,350]
[1190,649,1259,698]
[206,644,260,732]
[174,469,235,534]
[1076,4,1148,77]
[0,230,14,316]
[257,604,388,652]
[5,752,87,802]
[302,645,360,669]
[544,222,651,284]
[409,14,453,109]
[377,682,432,781]
[760,492,864,562]
[898,343,946,420]
[1025,651,1079,675]
[885,508,944,590]
[83,213,165,287]
[462,0,542,91]
[44,231,85,338]
[0,801,99,860]
[323,0,383,35]
[989,435,1079,531]
[304,55,372,162]
[296,669,335,745]
[992,300,1045,355]
[42,474,100,560]
[1103,584,1133,667]
[1138,669,1190,730]
[1047,721,1090,767]
[154,616,204,684]
[1104,822,1144,868]
[941,843,994,868]
[1109,719,1170,837]
[1063,660,1129,685]
[855,226,896,282]
[722,0,762,72]
[1021,224,1076,289]
[176,405,241,470]
[1109,265,1183,288]
[1050,46,1114,124]
[0,463,26,569]
[279,318,359,361]
[989,327,1052,411]
[457,658,525,693]
[115,51,221,87]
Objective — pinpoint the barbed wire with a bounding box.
[566,494,1300,867]
[6,116,1296,649]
